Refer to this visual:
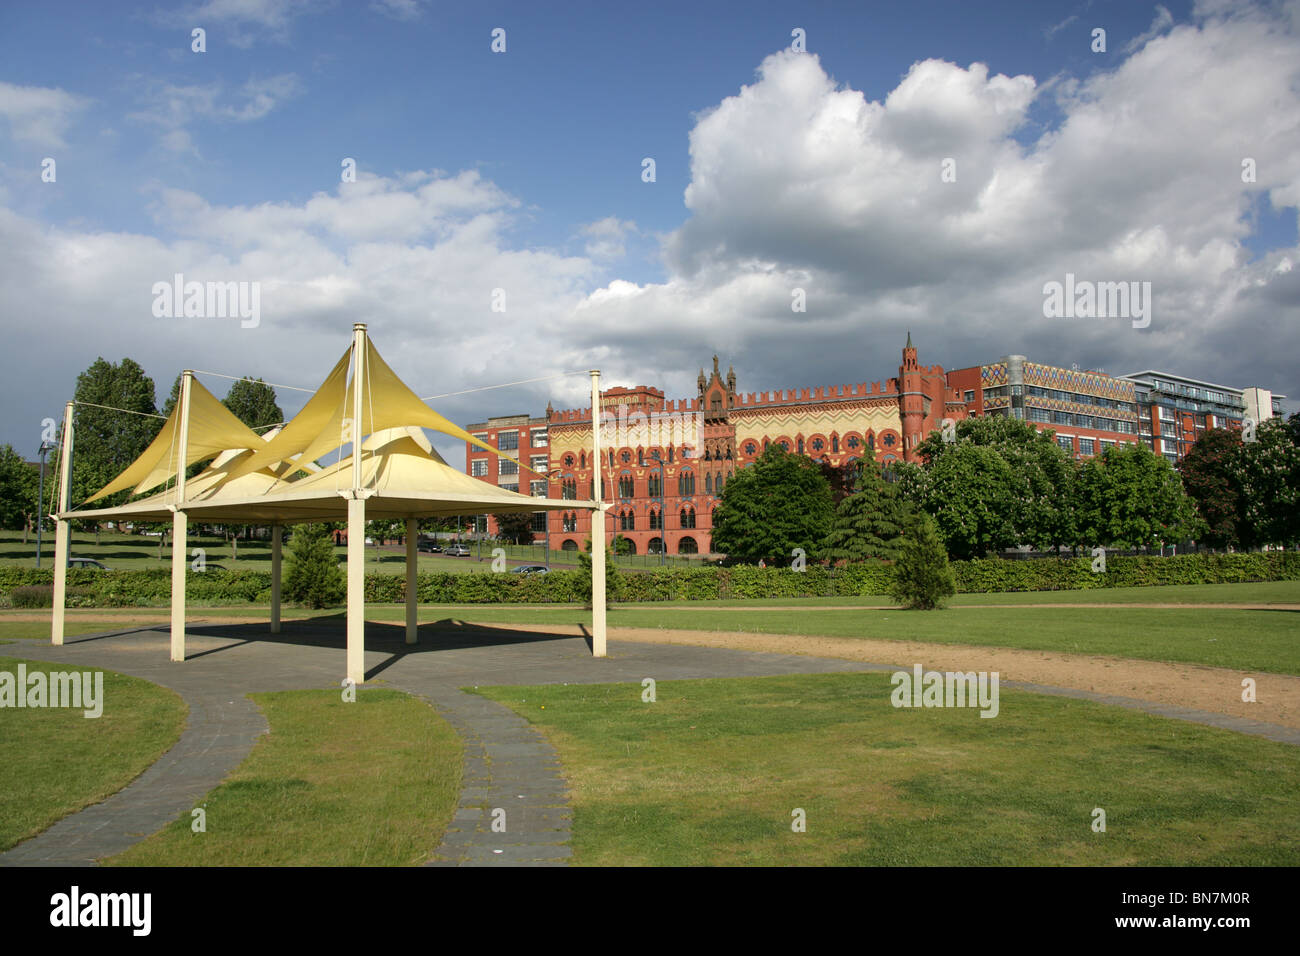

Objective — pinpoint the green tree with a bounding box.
[493,512,535,545]
[1177,427,1245,549]
[223,377,284,432]
[161,373,182,419]
[1238,416,1300,548]
[1076,442,1198,550]
[889,511,956,610]
[0,445,39,531]
[710,445,835,564]
[916,443,1020,560]
[71,358,160,508]
[914,415,1077,551]
[575,535,622,609]
[283,523,345,608]
[822,461,915,562]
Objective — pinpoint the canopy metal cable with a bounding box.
[420,370,589,402]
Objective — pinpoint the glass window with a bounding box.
[500,483,518,493]
[530,512,547,532]
[498,430,519,450]
[530,455,548,471]
[530,480,547,496]
[1057,435,1074,452]
[964,390,975,402]
[499,459,518,476]
[471,459,488,477]
[530,428,548,447]
[1079,438,1095,456]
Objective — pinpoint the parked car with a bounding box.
[509,565,549,575]
[446,545,472,557]
[67,557,112,570]
[417,540,443,553]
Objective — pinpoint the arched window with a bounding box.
[561,538,579,552]
[649,508,662,530]
[678,470,695,496]
[680,506,696,529]
[562,512,577,532]
[618,473,634,498]
[620,510,635,531]
[744,441,757,456]
[647,470,662,497]
[797,437,804,455]
[831,434,839,453]
[678,536,698,555]
[705,472,713,494]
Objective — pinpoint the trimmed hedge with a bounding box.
[3,552,1297,607]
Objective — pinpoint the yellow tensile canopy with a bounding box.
[71,334,581,524]
[86,379,265,502]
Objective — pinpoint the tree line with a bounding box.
[711,414,1300,565]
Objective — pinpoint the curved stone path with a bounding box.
[2,616,1297,868]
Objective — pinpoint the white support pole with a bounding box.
[170,370,193,663]
[590,370,606,658]
[347,498,365,683]
[405,517,418,645]
[270,524,282,634]
[346,323,367,685]
[50,401,74,646]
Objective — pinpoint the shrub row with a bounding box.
[3,552,1297,607]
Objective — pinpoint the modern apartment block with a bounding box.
[946,356,1141,459]
[1121,372,1287,462]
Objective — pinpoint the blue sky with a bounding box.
[1,0,1297,463]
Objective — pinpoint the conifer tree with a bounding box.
[823,462,915,562]
[889,511,956,610]
[284,523,345,608]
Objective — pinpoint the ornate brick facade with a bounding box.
[466,336,967,555]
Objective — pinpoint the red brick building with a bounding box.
[466,336,966,555]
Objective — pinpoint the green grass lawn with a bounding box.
[0,656,187,852]
[104,688,462,866]
[361,601,1300,676]
[478,672,1300,866]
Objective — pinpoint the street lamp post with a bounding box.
[35,440,55,568]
